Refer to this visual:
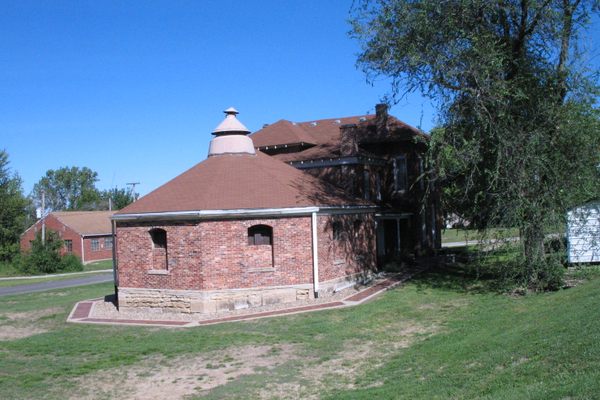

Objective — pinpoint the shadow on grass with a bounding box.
[408,247,522,295]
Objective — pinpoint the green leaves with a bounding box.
[351,0,599,289]
[0,150,29,262]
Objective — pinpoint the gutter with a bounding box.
[112,205,379,222]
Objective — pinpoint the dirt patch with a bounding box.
[68,344,298,400]
[0,307,62,340]
[257,321,437,399]
[4,307,62,321]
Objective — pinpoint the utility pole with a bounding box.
[126,182,140,200]
[41,190,46,245]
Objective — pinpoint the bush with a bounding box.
[59,254,83,272]
[19,231,83,274]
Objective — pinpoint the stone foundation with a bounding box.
[118,285,314,314]
[117,273,370,315]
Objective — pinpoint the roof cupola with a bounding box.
[208,107,255,156]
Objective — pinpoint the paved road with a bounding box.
[0,272,114,297]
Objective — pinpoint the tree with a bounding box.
[351,0,600,289]
[31,166,101,211]
[101,187,136,210]
[0,150,29,261]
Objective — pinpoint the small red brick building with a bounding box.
[21,211,115,264]
[113,108,378,314]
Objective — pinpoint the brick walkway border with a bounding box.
[67,270,421,328]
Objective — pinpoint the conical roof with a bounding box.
[212,107,250,135]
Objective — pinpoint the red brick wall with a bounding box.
[116,214,377,293]
[317,213,377,283]
[20,215,83,259]
[116,217,315,291]
[20,215,113,263]
[82,236,113,263]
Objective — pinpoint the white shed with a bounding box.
[567,201,600,263]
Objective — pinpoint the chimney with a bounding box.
[340,124,359,156]
[375,103,389,136]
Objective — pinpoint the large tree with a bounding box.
[351,0,600,288]
[101,187,136,210]
[31,166,101,211]
[0,150,29,261]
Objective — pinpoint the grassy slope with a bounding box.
[1,270,600,399]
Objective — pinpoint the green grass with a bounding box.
[83,259,113,272]
[1,268,600,399]
[0,259,112,285]
[441,228,520,244]
[0,260,112,288]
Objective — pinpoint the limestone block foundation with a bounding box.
[117,285,314,315]
[117,273,370,315]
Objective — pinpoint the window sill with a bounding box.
[147,269,170,275]
[246,267,275,273]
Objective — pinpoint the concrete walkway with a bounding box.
[0,272,113,297]
[68,273,418,328]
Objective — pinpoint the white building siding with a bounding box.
[567,202,600,263]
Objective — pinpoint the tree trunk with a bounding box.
[520,217,546,287]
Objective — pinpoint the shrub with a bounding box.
[60,254,83,272]
[19,231,83,274]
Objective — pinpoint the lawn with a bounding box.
[0,259,112,283]
[1,267,599,399]
[441,228,520,244]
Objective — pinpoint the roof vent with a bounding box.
[212,107,251,136]
[335,119,341,124]
[208,107,255,157]
[310,121,318,126]
[359,117,367,122]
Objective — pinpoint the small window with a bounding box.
[248,225,272,245]
[394,155,408,192]
[91,239,100,251]
[150,229,167,249]
[104,237,113,250]
[149,228,168,270]
[64,240,73,253]
[332,221,343,240]
[363,169,370,200]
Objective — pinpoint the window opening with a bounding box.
[248,225,273,245]
[393,155,408,192]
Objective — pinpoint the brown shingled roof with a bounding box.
[117,151,371,215]
[251,115,377,148]
[52,211,115,236]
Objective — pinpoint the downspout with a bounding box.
[111,219,118,308]
[80,236,85,264]
[311,211,320,298]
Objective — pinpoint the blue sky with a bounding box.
[1,1,598,198]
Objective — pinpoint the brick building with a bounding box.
[113,108,378,314]
[21,211,115,264]
[251,103,442,262]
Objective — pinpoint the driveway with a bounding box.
[0,272,113,297]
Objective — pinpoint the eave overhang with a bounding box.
[112,205,379,222]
